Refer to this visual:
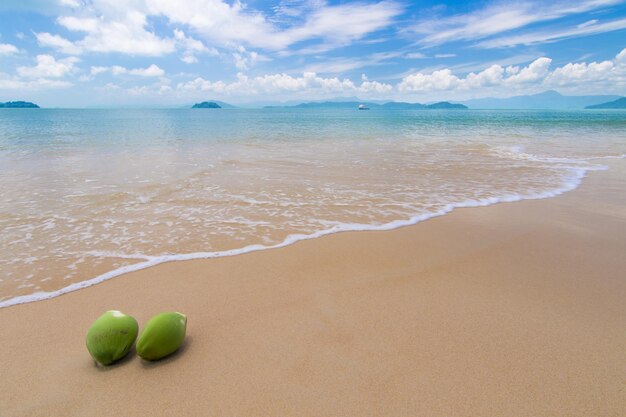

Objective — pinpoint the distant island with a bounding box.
[192,101,221,109]
[422,101,467,110]
[461,90,620,110]
[585,97,626,109]
[0,101,40,108]
[266,101,467,110]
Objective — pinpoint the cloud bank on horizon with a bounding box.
[0,0,625,106]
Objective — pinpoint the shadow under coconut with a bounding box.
[92,344,137,371]
[139,336,192,369]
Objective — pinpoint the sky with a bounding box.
[0,0,625,107]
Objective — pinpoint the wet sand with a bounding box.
[0,160,624,417]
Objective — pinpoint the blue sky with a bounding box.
[0,0,625,106]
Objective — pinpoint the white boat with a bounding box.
[358,104,370,110]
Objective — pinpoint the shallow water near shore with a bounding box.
[1,108,624,307]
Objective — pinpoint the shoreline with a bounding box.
[0,159,624,416]
[1,154,618,310]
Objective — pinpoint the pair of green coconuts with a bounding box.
[86,310,187,366]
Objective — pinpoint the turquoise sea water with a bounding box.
[1,109,624,307]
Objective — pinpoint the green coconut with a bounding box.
[136,312,187,361]
[86,310,138,366]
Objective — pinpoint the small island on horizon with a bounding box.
[192,101,222,109]
[0,101,40,108]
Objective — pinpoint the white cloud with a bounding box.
[36,32,82,54]
[445,53,545,74]
[90,66,109,75]
[45,0,401,59]
[0,72,72,90]
[0,43,19,55]
[232,46,268,71]
[464,65,504,88]
[111,66,129,76]
[547,60,614,85]
[477,17,626,48]
[128,64,165,77]
[398,58,555,93]
[359,79,393,94]
[409,0,622,47]
[173,29,218,64]
[90,64,165,77]
[578,19,599,28]
[398,69,461,92]
[181,55,198,64]
[56,12,176,56]
[17,55,79,78]
[264,0,403,50]
[176,71,393,97]
[545,51,626,87]
[110,48,624,100]
[59,0,81,7]
[506,57,552,83]
[398,49,626,96]
[405,52,426,59]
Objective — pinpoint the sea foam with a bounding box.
[1,151,621,309]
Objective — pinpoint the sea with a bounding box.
[1,108,624,307]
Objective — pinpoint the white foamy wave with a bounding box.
[2,154,620,309]
[491,145,625,165]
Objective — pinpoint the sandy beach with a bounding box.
[1,159,624,417]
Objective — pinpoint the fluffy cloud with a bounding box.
[36,0,401,60]
[4,45,626,99]
[36,32,82,55]
[173,29,218,64]
[17,55,79,78]
[176,71,393,97]
[547,60,614,85]
[0,73,72,90]
[99,48,625,99]
[506,57,552,83]
[398,58,555,92]
[464,65,504,88]
[398,49,626,95]
[398,69,461,92]
[546,52,626,88]
[232,46,268,71]
[0,43,19,55]
[359,79,394,94]
[55,12,176,56]
[90,64,165,77]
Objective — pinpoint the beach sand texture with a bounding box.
[0,160,624,417]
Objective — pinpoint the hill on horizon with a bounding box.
[190,100,235,109]
[266,101,467,110]
[461,90,620,109]
[585,97,626,109]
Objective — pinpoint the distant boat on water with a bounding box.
[358,104,370,110]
